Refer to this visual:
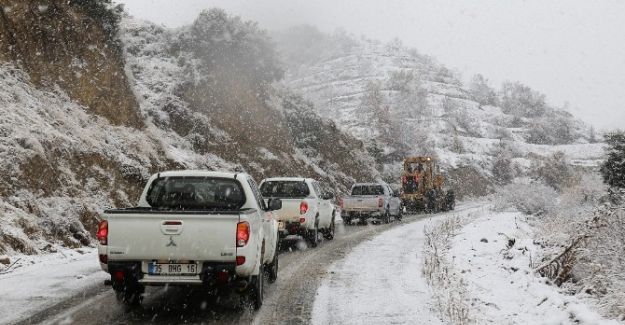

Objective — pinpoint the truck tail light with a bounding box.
[300,201,308,215]
[236,256,246,266]
[113,270,125,282]
[339,198,344,209]
[300,217,306,224]
[236,222,250,247]
[99,254,108,264]
[378,198,383,207]
[97,220,108,245]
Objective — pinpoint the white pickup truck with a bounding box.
[259,177,336,247]
[340,182,402,224]
[96,171,280,309]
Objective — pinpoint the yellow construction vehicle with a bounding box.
[400,156,455,213]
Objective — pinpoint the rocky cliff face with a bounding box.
[0,0,141,126]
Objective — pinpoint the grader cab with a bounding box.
[400,157,455,212]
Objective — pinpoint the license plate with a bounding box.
[148,262,198,275]
[278,221,285,230]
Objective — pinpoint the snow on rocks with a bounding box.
[449,211,619,324]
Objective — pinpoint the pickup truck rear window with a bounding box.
[351,185,384,196]
[146,177,245,210]
[260,181,310,198]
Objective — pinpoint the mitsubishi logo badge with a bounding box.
[166,236,177,247]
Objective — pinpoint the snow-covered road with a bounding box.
[310,206,482,324]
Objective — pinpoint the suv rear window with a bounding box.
[260,181,310,198]
[351,185,384,196]
[146,177,245,210]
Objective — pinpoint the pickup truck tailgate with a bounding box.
[270,199,304,222]
[106,213,238,262]
[343,196,380,210]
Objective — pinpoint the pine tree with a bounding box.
[600,131,625,189]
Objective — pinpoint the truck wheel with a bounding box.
[251,264,264,310]
[324,217,335,240]
[383,210,391,224]
[397,207,403,221]
[343,217,352,225]
[114,280,143,306]
[267,242,279,283]
[308,223,319,248]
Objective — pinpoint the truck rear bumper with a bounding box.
[279,221,308,238]
[107,261,240,287]
[139,275,203,285]
[341,210,383,218]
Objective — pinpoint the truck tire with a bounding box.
[397,206,403,221]
[324,216,335,240]
[343,217,352,225]
[114,280,143,306]
[251,264,264,310]
[427,190,437,213]
[383,210,391,224]
[267,240,279,283]
[308,223,319,248]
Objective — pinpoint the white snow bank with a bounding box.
[0,248,107,324]
[450,212,619,324]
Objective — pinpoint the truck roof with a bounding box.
[352,182,387,186]
[154,170,246,179]
[262,177,311,182]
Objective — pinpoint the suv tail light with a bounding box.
[300,201,309,215]
[97,220,108,245]
[378,198,383,208]
[236,222,250,247]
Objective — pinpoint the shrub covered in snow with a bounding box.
[600,131,625,189]
[493,181,558,216]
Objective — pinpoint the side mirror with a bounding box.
[322,192,335,200]
[266,198,282,211]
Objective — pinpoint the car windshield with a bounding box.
[146,177,245,210]
[351,185,384,196]
[260,181,310,198]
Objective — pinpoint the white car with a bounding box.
[259,177,336,247]
[97,171,280,309]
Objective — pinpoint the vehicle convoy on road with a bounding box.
[400,156,455,212]
[96,171,281,309]
[340,182,402,224]
[259,177,336,247]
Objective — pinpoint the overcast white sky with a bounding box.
[117,0,625,131]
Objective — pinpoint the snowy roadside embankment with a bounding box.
[0,248,107,324]
[448,211,619,324]
[312,203,619,325]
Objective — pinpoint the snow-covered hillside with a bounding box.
[0,7,377,255]
[276,27,604,188]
